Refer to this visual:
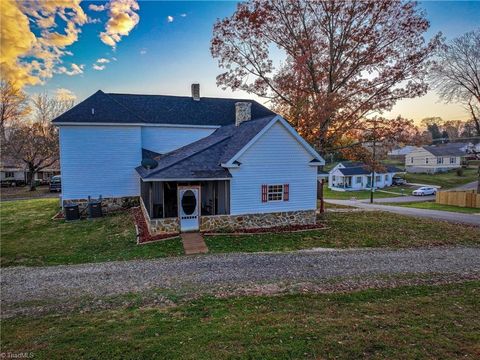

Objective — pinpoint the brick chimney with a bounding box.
[235,102,252,126]
[191,83,200,101]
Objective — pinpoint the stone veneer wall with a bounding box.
[63,196,139,214]
[200,210,316,232]
[140,198,180,235]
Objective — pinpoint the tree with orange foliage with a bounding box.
[211,0,440,153]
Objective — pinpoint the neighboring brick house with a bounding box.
[0,156,59,186]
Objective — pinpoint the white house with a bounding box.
[328,162,402,191]
[53,85,325,234]
[0,156,59,186]
[405,144,465,173]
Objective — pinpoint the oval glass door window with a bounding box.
[181,190,196,215]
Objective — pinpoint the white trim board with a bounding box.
[53,122,221,129]
[223,115,325,167]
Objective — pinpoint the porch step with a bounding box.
[181,232,208,255]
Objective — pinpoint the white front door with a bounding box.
[178,187,200,232]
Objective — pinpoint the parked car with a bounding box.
[392,176,407,185]
[412,186,437,196]
[49,175,61,192]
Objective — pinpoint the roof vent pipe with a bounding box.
[91,108,95,115]
[235,102,251,126]
[191,83,200,101]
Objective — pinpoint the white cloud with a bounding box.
[111,56,118,61]
[167,15,174,23]
[140,48,147,55]
[89,4,105,12]
[56,63,84,76]
[55,88,77,101]
[0,0,87,88]
[88,17,101,24]
[100,0,140,48]
[92,64,106,71]
[180,13,187,17]
[96,58,110,63]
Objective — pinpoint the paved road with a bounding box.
[362,195,435,203]
[326,199,480,225]
[2,247,479,306]
[453,181,478,191]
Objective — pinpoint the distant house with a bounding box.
[405,144,465,173]
[328,162,402,191]
[0,157,60,186]
[388,145,416,156]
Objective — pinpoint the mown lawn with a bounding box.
[0,198,183,267]
[383,201,480,214]
[206,211,480,253]
[2,282,479,359]
[403,167,478,189]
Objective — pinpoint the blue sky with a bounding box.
[26,0,480,122]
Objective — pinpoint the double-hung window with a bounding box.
[437,157,444,164]
[450,157,456,164]
[4,171,14,178]
[261,184,289,202]
[267,185,283,201]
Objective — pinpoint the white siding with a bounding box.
[141,126,214,154]
[59,126,142,200]
[0,171,25,181]
[229,122,317,215]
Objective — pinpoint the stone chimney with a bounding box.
[235,102,252,126]
[191,83,200,101]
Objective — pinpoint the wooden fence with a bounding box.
[436,190,480,208]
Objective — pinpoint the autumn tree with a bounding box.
[211,0,440,152]
[2,93,73,190]
[0,80,30,140]
[430,29,480,136]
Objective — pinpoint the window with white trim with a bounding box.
[4,171,14,178]
[450,157,456,164]
[425,157,429,164]
[267,184,283,201]
[356,176,362,184]
[437,157,444,164]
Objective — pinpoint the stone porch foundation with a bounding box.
[143,206,316,235]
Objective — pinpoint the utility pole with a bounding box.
[370,121,377,204]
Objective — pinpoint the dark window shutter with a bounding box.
[283,184,289,201]
[261,184,267,202]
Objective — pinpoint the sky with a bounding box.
[2,0,480,124]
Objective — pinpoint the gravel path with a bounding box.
[2,247,479,307]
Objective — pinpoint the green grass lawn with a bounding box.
[2,199,479,268]
[0,198,184,267]
[403,167,478,189]
[206,211,480,253]
[2,282,479,359]
[383,201,480,214]
[323,185,411,200]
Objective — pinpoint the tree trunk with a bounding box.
[28,167,37,191]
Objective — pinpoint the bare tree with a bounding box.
[2,93,73,191]
[0,80,30,140]
[431,29,480,135]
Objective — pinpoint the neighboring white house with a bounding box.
[388,145,416,157]
[0,157,60,185]
[405,144,465,173]
[328,162,402,191]
[52,85,325,233]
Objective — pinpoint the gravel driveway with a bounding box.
[2,247,479,308]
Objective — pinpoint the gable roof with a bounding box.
[52,90,275,126]
[422,144,466,157]
[333,162,402,176]
[137,115,324,180]
[136,115,276,180]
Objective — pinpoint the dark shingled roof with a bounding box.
[423,144,466,157]
[52,90,275,126]
[136,115,277,180]
[337,163,402,176]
